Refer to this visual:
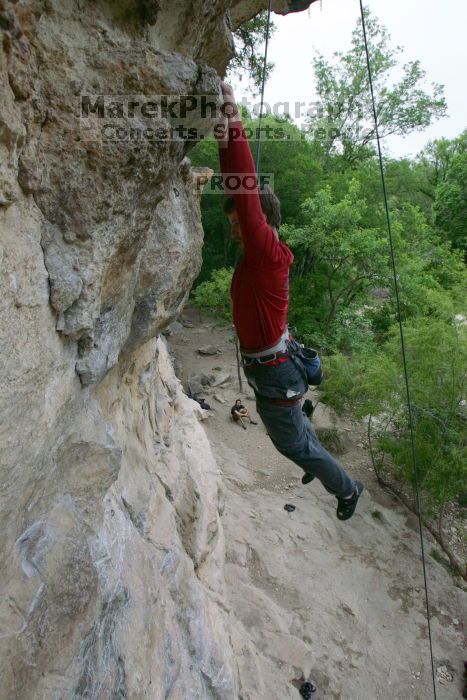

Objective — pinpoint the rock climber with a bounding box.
[231,398,257,430]
[215,82,363,520]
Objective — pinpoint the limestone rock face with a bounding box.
[0,0,314,696]
[0,339,236,698]
[7,3,219,385]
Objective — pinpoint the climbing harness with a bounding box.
[240,327,289,364]
[358,2,437,697]
[240,329,322,387]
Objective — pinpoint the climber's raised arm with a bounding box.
[216,83,284,263]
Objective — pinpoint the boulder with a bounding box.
[212,372,232,387]
[198,345,221,355]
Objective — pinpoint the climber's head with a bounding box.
[235,399,242,407]
[224,184,281,247]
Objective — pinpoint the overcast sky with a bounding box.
[232,0,467,158]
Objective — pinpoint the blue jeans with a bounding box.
[244,358,355,498]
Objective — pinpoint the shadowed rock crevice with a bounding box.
[73,586,131,699]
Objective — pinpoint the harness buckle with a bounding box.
[242,350,288,366]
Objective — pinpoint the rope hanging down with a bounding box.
[358,2,437,698]
[255,0,273,173]
[253,4,437,694]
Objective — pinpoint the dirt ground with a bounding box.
[168,308,466,700]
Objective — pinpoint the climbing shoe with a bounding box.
[302,399,314,418]
[301,472,315,485]
[336,480,364,521]
[299,681,317,698]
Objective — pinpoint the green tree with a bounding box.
[311,156,436,224]
[434,148,467,255]
[189,136,234,279]
[418,130,467,188]
[322,318,467,513]
[241,114,322,224]
[191,267,234,321]
[282,180,389,346]
[368,201,466,342]
[227,11,276,92]
[281,177,465,351]
[371,158,435,217]
[309,9,447,165]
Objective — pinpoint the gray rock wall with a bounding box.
[0,0,314,696]
[1,337,236,698]
[4,0,220,384]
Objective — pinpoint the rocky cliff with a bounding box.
[0,1,314,697]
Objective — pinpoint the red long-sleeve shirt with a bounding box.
[219,122,294,352]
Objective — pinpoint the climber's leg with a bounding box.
[255,396,356,499]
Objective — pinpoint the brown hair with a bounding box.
[224,184,281,230]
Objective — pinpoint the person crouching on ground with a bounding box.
[215,82,363,521]
[231,399,257,430]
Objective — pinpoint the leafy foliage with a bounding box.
[322,319,467,511]
[434,144,467,255]
[282,180,389,345]
[309,9,447,165]
[191,267,234,322]
[227,11,276,92]
[418,130,467,188]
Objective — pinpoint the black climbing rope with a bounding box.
[358,2,438,697]
[255,0,273,173]
[247,1,439,695]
